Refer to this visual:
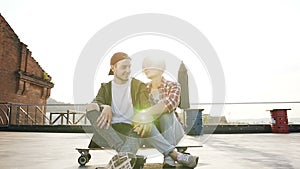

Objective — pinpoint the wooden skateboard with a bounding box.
[76,145,202,166]
[76,132,202,167]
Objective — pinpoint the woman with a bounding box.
[142,55,186,167]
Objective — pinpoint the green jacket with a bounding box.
[93,78,150,113]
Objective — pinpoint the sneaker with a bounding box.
[163,156,176,168]
[106,152,136,169]
[177,152,199,168]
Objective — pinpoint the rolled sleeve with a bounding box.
[162,82,181,112]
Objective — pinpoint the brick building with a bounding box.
[0,14,54,125]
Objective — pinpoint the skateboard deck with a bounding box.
[76,134,202,167]
[95,164,197,169]
[95,163,198,169]
[77,145,202,166]
[76,147,201,168]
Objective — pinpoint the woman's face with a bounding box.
[142,56,165,80]
[143,67,163,79]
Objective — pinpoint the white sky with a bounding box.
[1,0,300,120]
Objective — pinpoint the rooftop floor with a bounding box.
[0,131,299,169]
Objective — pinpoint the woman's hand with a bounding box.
[133,123,152,137]
[132,112,153,137]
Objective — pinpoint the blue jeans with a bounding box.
[157,112,185,146]
[87,110,183,156]
[143,112,184,156]
[86,110,140,154]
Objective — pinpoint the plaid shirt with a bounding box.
[146,77,181,113]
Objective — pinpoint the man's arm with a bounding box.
[86,83,112,129]
[131,79,152,137]
[87,83,107,111]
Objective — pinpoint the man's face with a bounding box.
[112,58,131,82]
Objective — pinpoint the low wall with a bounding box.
[204,124,272,134]
[0,125,93,133]
[1,124,300,134]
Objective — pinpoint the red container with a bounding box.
[269,109,290,133]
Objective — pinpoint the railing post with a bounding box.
[42,105,46,125]
[67,110,70,125]
[60,113,63,125]
[72,113,76,124]
[26,105,29,125]
[16,105,20,125]
[49,113,53,125]
[8,103,12,126]
[35,106,37,125]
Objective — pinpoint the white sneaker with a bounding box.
[177,152,199,168]
[163,156,176,168]
[106,152,135,169]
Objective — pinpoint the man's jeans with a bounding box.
[86,110,140,154]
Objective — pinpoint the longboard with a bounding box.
[76,134,203,167]
[76,145,202,166]
[94,163,199,169]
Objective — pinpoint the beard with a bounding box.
[115,72,130,82]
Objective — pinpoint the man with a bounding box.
[86,52,148,169]
[86,52,198,168]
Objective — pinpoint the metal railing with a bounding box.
[1,101,299,127]
[0,103,88,126]
[0,103,10,126]
[49,109,87,125]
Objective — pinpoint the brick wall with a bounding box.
[0,14,20,103]
[0,14,54,125]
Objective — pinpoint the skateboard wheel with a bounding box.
[78,155,88,166]
[87,153,91,160]
[176,147,188,153]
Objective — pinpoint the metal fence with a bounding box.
[0,103,88,126]
[1,101,299,127]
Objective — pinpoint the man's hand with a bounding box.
[96,105,112,129]
[132,112,153,137]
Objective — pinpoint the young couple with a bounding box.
[86,52,199,168]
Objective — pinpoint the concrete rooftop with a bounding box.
[0,131,299,169]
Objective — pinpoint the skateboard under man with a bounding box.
[76,146,201,166]
[76,135,202,168]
